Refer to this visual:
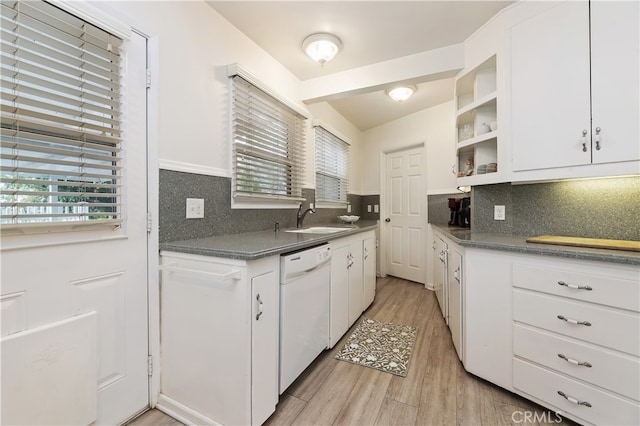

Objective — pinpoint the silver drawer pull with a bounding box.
[557,281,592,291]
[558,353,592,368]
[557,391,592,407]
[557,315,591,326]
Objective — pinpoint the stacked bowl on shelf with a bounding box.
[477,163,497,174]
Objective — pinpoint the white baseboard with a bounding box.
[156,394,222,426]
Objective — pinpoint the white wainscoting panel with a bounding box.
[1,312,97,425]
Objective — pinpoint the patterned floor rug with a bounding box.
[335,317,417,377]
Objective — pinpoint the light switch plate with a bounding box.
[494,205,506,221]
[186,198,204,219]
[367,205,372,212]
[347,204,352,213]
[374,205,379,213]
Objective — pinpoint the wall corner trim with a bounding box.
[159,159,231,178]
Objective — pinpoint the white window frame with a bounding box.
[0,0,130,234]
[227,64,308,209]
[313,120,350,209]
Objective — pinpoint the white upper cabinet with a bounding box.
[590,1,640,165]
[509,1,639,177]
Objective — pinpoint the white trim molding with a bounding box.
[158,159,232,178]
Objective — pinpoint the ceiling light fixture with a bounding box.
[386,85,417,102]
[302,33,342,65]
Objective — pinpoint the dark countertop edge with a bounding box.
[159,222,379,261]
[432,225,640,266]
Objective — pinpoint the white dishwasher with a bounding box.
[279,244,331,394]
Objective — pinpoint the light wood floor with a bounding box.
[128,276,579,426]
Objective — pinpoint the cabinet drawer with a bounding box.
[513,290,640,356]
[513,263,639,312]
[514,358,640,426]
[514,324,640,400]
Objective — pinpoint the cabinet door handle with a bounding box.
[454,267,460,283]
[364,248,369,260]
[557,391,592,408]
[557,315,591,326]
[557,353,592,368]
[594,127,601,150]
[580,129,588,152]
[557,281,592,291]
[256,293,264,320]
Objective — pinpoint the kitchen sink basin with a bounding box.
[285,226,349,234]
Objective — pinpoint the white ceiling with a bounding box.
[207,1,512,130]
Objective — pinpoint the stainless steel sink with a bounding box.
[285,226,349,234]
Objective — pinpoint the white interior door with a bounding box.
[383,146,425,283]
[0,32,149,425]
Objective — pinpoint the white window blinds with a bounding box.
[230,75,306,202]
[0,0,123,229]
[315,125,349,205]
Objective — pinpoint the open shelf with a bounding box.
[454,54,499,186]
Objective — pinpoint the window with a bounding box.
[315,125,349,206]
[0,0,123,230]
[229,72,306,206]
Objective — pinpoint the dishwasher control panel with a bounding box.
[280,244,331,283]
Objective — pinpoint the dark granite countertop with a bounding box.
[160,221,379,260]
[432,225,640,266]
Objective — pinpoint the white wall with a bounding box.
[100,1,462,197]
[362,100,458,195]
[101,0,361,187]
[306,102,364,195]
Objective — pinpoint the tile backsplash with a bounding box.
[472,176,640,240]
[159,170,379,242]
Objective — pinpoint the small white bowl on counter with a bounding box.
[338,215,360,223]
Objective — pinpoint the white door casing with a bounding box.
[381,145,426,284]
[0,32,150,425]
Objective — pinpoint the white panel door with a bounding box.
[384,146,425,283]
[0,33,149,425]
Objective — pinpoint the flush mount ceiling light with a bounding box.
[302,33,342,65]
[386,85,417,102]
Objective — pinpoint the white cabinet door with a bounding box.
[590,0,640,164]
[348,240,364,327]
[251,270,279,425]
[433,236,448,323]
[447,248,463,361]
[329,244,350,348]
[510,1,591,171]
[363,236,376,310]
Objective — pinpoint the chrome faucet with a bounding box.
[296,203,315,228]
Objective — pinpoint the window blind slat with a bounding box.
[0,0,123,227]
[230,74,305,200]
[315,126,349,203]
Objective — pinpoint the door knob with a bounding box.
[385,218,390,222]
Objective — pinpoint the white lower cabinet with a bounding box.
[430,228,464,362]
[158,252,279,426]
[447,247,463,361]
[329,230,376,348]
[511,256,640,426]
[363,235,376,309]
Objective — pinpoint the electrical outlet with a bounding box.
[347,204,352,213]
[374,204,379,213]
[494,205,506,221]
[186,198,204,219]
